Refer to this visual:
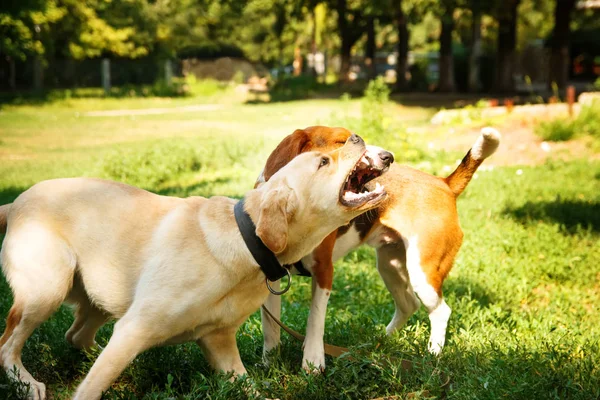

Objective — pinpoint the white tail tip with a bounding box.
[472,127,501,160]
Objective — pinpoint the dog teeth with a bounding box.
[343,191,362,201]
[374,182,384,192]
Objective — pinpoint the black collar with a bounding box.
[234,198,310,281]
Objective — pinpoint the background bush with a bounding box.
[535,100,600,142]
[102,142,202,188]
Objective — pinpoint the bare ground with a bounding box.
[429,119,599,167]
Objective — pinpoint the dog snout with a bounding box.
[348,134,364,146]
[365,145,394,170]
[379,151,394,166]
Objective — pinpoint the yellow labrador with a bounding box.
[0,134,391,400]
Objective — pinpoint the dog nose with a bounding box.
[380,151,394,165]
[349,134,364,146]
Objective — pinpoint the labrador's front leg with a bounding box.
[197,328,247,376]
[73,317,156,400]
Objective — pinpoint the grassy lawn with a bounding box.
[0,94,598,399]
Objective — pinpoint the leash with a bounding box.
[261,305,350,358]
[263,303,450,394]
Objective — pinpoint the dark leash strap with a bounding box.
[261,304,350,357]
[262,304,450,395]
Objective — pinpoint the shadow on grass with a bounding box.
[0,186,25,206]
[503,199,600,234]
[445,276,494,308]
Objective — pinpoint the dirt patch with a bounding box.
[429,121,598,167]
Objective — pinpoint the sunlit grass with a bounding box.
[0,98,598,399]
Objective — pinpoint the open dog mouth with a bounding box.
[339,152,387,208]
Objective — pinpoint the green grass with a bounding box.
[535,100,600,142]
[0,96,599,399]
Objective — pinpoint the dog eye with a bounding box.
[318,157,329,168]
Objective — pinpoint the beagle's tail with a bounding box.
[0,203,11,234]
[444,127,501,197]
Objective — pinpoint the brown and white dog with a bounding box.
[0,135,393,400]
[258,126,500,371]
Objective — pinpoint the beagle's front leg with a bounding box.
[302,230,337,372]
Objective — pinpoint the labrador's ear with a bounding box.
[256,185,298,254]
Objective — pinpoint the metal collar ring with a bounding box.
[266,268,292,295]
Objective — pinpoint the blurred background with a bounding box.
[1,0,599,98]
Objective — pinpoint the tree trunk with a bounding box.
[549,0,576,90]
[293,47,302,76]
[468,8,482,92]
[8,56,16,90]
[33,56,44,92]
[274,2,287,78]
[337,0,351,82]
[366,16,376,80]
[395,4,409,91]
[310,7,318,77]
[278,41,284,78]
[493,0,520,93]
[438,10,455,92]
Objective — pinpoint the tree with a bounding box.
[493,0,521,93]
[468,0,482,92]
[0,0,61,89]
[464,0,495,92]
[365,15,377,79]
[335,0,368,82]
[394,3,409,90]
[548,0,577,89]
[393,0,433,92]
[438,0,457,92]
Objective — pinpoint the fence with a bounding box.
[0,57,182,91]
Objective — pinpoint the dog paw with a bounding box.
[261,346,280,367]
[27,380,46,400]
[302,354,326,374]
[427,341,443,356]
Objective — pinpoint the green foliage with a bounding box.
[102,142,201,188]
[63,0,148,59]
[329,80,431,163]
[360,76,391,141]
[535,100,600,142]
[183,75,232,98]
[595,77,600,90]
[177,42,245,59]
[536,118,576,141]
[0,14,38,60]
[575,100,600,138]
[270,75,323,102]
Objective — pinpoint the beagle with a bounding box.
[259,126,500,371]
[0,134,393,400]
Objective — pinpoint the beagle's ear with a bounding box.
[256,185,298,254]
[263,129,311,182]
